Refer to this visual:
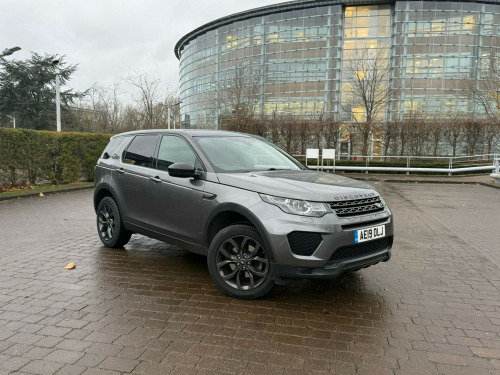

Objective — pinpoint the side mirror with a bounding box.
[168,162,200,179]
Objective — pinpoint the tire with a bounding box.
[96,196,131,248]
[207,225,274,299]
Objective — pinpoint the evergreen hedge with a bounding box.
[0,128,111,187]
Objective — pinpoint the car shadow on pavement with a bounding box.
[94,234,385,312]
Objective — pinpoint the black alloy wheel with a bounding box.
[208,225,274,299]
[96,196,131,248]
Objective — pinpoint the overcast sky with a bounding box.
[1,0,287,95]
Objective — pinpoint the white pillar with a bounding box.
[55,71,61,132]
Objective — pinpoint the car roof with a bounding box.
[112,129,253,138]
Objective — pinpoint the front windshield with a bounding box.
[195,136,304,173]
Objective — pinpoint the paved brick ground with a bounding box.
[0,183,499,374]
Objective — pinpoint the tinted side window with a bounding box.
[156,136,198,171]
[123,135,157,167]
[101,136,127,158]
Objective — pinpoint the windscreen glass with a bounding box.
[195,136,304,173]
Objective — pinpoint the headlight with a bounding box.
[260,194,330,217]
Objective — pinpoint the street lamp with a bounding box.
[0,46,21,59]
[6,115,15,129]
[168,101,182,130]
[52,55,61,132]
[1,48,21,129]
[159,101,182,129]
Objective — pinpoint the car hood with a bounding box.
[217,170,378,201]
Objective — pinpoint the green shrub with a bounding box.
[0,128,111,187]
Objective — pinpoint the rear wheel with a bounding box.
[97,197,131,248]
[207,225,274,299]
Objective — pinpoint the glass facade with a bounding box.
[341,5,391,122]
[176,1,500,128]
[393,1,500,118]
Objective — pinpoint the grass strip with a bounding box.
[0,182,93,199]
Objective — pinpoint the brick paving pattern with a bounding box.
[0,184,499,374]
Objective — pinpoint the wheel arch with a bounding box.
[93,184,119,213]
[204,204,276,262]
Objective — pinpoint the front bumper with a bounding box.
[273,246,391,280]
[248,201,394,279]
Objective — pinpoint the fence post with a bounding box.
[490,156,500,183]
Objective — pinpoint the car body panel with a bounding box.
[147,168,206,246]
[115,164,151,226]
[216,170,376,201]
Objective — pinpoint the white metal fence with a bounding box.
[294,152,498,175]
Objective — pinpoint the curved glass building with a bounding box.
[175,0,500,128]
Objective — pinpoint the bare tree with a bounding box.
[461,55,500,125]
[279,116,299,153]
[297,119,312,154]
[397,119,414,156]
[247,117,267,137]
[309,111,337,150]
[460,55,500,154]
[125,71,165,129]
[382,121,398,157]
[341,47,395,155]
[409,118,430,156]
[120,105,142,132]
[215,64,264,131]
[428,119,444,156]
[481,120,500,154]
[266,111,281,146]
[86,82,122,133]
[310,113,325,150]
[461,120,482,155]
[321,115,342,151]
[65,69,180,133]
[443,116,465,157]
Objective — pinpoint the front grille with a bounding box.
[287,232,322,256]
[329,196,385,217]
[327,236,393,264]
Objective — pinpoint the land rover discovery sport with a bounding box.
[94,130,393,299]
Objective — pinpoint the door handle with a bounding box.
[116,168,125,174]
[149,176,162,183]
[202,192,217,200]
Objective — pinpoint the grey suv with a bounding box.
[94,130,393,299]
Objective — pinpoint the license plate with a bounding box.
[355,225,385,243]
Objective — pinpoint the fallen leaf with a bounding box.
[39,192,44,197]
[64,262,76,270]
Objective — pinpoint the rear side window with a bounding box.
[123,135,157,168]
[101,137,126,158]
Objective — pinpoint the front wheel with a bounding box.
[96,196,131,248]
[207,225,274,299]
